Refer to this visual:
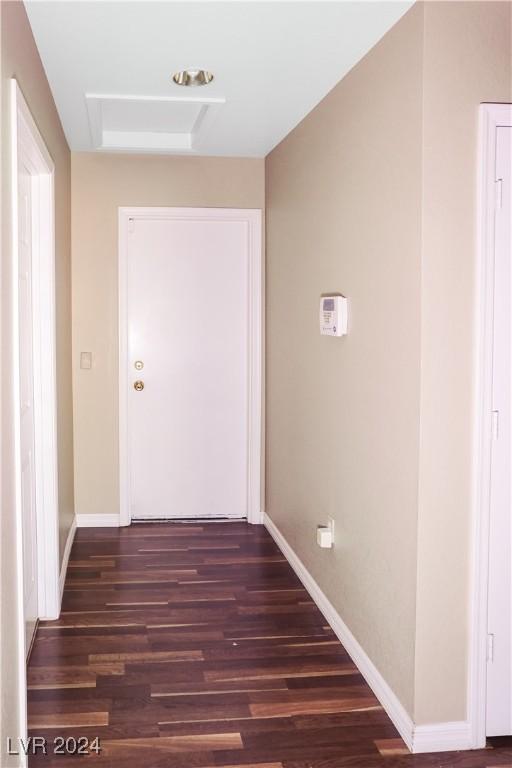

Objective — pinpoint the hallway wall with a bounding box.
[71,153,264,520]
[265,0,511,726]
[1,1,74,764]
[265,2,423,717]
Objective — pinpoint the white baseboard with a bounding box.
[412,721,473,753]
[263,513,472,754]
[59,516,76,603]
[263,513,415,749]
[76,513,120,528]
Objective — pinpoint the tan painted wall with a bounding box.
[265,4,424,715]
[414,0,512,723]
[71,153,265,519]
[1,1,74,763]
[265,0,512,723]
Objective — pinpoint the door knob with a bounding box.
[134,380,144,391]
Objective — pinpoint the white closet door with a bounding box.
[18,163,38,653]
[487,125,512,737]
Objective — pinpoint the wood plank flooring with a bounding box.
[28,522,512,767]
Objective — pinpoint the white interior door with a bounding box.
[18,161,38,654]
[124,210,260,520]
[487,125,512,736]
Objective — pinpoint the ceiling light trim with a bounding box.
[172,69,214,87]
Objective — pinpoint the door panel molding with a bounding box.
[118,207,263,526]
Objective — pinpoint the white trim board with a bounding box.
[263,513,472,754]
[59,517,77,600]
[76,514,120,528]
[413,722,472,753]
[118,207,262,527]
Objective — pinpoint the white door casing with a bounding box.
[119,207,262,524]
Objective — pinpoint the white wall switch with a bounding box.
[317,525,333,548]
[80,352,92,370]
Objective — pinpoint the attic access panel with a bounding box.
[86,93,225,153]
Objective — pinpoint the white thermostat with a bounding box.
[319,295,348,336]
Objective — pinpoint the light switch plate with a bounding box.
[80,352,92,370]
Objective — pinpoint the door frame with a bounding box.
[11,79,60,758]
[118,206,263,526]
[470,102,512,747]
[11,80,60,622]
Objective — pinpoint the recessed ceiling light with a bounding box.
[172,69,214,87]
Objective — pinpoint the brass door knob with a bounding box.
[134,380,144,391]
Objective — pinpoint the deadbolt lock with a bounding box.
[134,360,144,370]
[134,380,144,391]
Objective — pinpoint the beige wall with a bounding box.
[266,3,424,715]
[1,1,74,764]
[414,0,512,723]
[71,153,265,519]
[265,0,512,724]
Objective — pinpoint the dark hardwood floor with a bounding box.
[28,522,512,767]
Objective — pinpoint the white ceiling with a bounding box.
[25,1,413,157]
